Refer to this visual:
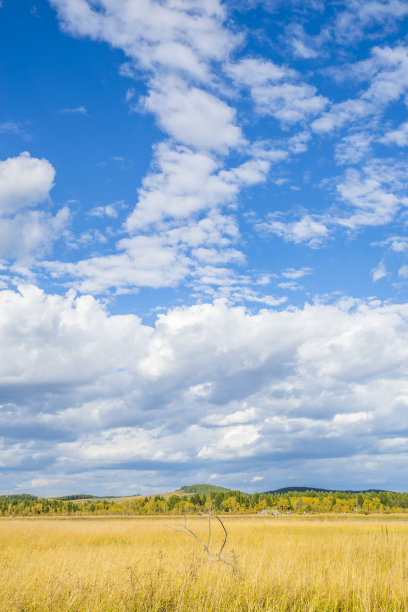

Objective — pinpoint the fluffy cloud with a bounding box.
[50,0,242,152]
[334,160,408,229]
[141,78,243,152]
[3,287,408,491]
[46,207,249,294]
[126,143,269,231]
[50,0,236,79]
[260,159,408,248]
[381,120,408,146]
[334,0,408,44]
[46,236,191,293]
[0,152,69,261]
[0,208,69,260]
[0,152,55,215]
[335,132,373,165]
[258,214,330,247]
[228,58,328,124]
[313,45,408,134]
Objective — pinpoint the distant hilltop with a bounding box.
[179,484,389,496]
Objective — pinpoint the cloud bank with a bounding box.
[2,286,408,494]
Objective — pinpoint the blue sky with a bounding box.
[1,0,408,496]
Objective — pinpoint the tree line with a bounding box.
[1,489,408,516]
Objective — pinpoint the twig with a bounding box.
[169,510,238,571]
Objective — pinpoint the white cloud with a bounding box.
[284,22,329,59]
[0,121,22,134]
[89,202,121,218]
[197,424,261,459]
[50,0,237,79]
[47,235,191,293]
[398,265,408,278]
[332,411,371,426]
[311,99,373,134]
[226,58,293,86]
[259,159,408,248]
[3,289,408,489]
[381,120,408,146]
[313,45,408,134]
[0,207,70,260]
[334,161,408,229]
[371,260,387,282]
[59,106,88,115]
[202,406,257,425]
[335,0,408,44]
[288,131,311,154]
[47,207,248,294]
[335,132,373,165]
[126,142,269,231]
[125,87,135,103]
[380,236,408,252]
[282,267,312,279]
[0,152,55,216]
[60,427,187,465]
[259,214,330,247]
[228,57,328,124]
[0,153,67,261]
[141,77,243,152]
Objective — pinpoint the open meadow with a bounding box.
[2,516,408,611]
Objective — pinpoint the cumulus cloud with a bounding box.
[2,287,408,491]
[126,143,270,231]
[334,160,408,229]
[141,77,243,152]
[46,236,191,293]
[258,214,330,247]
[227,57,328,124]
[380,236,408,252]
[0,208,69,260]
[50,0,236,79]
[284,22,329,59]
[335,132,373,165]
[381,120,408,146]
[334,0,408,44]
[46,208,250,294]
[0,152,69,261]
[0,152,55,216]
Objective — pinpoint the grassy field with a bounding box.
[1,516,408,611]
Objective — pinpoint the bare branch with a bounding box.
[207,498,212,550]
[214,515,228,557]
[169,510,237,573]
[170,523,210,555]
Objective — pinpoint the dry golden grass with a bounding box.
[1,516,408,611]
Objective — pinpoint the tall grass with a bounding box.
[1,516,408,610]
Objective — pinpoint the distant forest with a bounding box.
[1,488,408,516]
